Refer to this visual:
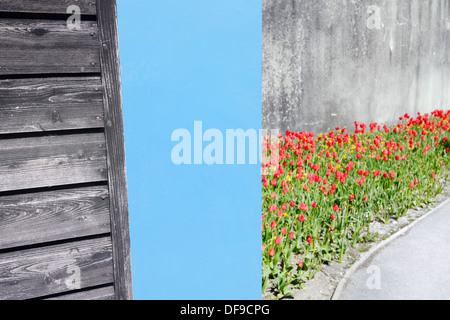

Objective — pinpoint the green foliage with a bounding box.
[262,110,450,298]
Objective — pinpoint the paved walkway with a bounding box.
[334,199,450,300]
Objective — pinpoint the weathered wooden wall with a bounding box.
[0,0,132,300]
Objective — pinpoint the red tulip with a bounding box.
[275,236,281,245]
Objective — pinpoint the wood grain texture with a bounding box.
[0,19,100,75]
[0,0,97,15]
[0,133,108,193]
[0,236,113,300]
[0,0,132,301]
[0,77,104,134]
[0,186,111,250]
[97,0,133,300]
[44,285,115,300]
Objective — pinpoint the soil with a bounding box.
[263,177,450,300]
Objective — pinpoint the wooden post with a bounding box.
[96,0,133,300]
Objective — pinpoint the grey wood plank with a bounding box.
[97,0,133,300]
[0,0,97,15]
[0,186,111,251]
[43,285,115,300]
[0,236,113,300]
[0,133,108,193]
[0,77,104,134]
[0,19,100,75]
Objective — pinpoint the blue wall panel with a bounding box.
[117,0,262,300]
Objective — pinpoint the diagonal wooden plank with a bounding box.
[0,77,104,134]
[0,186,111,251]
[0,133,108,193]
[0,19,100,75]
[0,0,97,15]
[0,236,113,300]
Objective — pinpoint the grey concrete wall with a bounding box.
[263,0,450,134]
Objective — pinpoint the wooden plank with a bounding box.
[97,0,133,300]
[0,186,111,251]
[0,0,97,15]
[0,19,100,75]
[0,133,108,193]
[0,236,113,300]
[44,285,115,300]
[0,77,104,134]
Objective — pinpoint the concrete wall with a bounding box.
[263,0,450,134]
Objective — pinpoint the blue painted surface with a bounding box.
[117,0,262,300]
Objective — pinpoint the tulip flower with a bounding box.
[262,109,450,297]
[269,248,275,257]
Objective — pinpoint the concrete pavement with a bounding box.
[333,198,450,300]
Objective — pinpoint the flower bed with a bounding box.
[262,110,450,298]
